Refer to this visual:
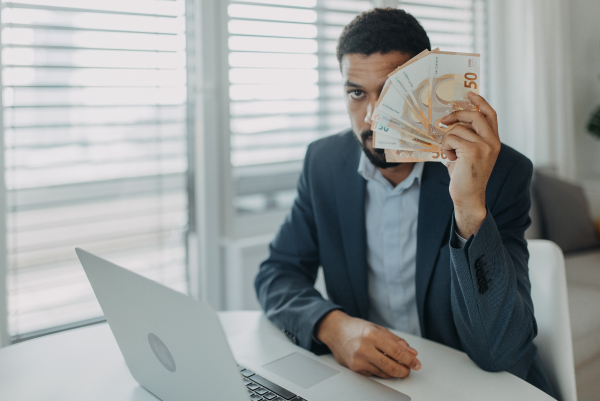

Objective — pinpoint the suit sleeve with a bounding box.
[448,157,538,378]
[254,143,343,353]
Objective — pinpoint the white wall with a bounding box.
[570,0,600,179]
[222,235,327,311]
[488,0,578,179]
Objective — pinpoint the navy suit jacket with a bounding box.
[255,129,553,396]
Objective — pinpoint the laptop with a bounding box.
[76,248,411,401]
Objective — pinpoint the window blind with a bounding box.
[228,0,373,215]
[2,0,190,340]
[228,0,485,216]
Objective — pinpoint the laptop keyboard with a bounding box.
[238,364,307,401]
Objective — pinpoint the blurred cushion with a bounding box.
[533,172,600,253]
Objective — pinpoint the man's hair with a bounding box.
[336,8,431,65]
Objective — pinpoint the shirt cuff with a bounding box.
[312,334,323,345]
[449,208,489,252]
[452,230,469,249]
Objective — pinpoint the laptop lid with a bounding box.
[76,248,249,401]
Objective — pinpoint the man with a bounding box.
[254,8,553,397]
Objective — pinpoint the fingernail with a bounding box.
[413,360,421,370]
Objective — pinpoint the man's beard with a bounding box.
[357,129,401,169]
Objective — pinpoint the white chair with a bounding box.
[528,239,577,401]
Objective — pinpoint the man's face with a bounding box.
[341,51,413,168]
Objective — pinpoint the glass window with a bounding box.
[2,0,190,340]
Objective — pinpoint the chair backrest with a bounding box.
[528,239,577,401]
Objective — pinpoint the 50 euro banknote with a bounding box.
[371,121,440,152]
[372,130,435,152]
[388,48,439,137]
[371,110,439,147]
[429,50,480,135]
[387,49,431,127]
[374,80,431,138]
[384,148,453,164]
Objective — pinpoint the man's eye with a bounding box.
[348,90,364,99]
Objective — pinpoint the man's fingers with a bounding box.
[397,337,418,356]
[443,149,457,161]
[439,92,499,140]
[466,91,499,138]
[442,128,499,163]
[372,351,411,378]
[402,340,418,356]
[467,91,498,126]
[379,328,418,356]
[440,110,481,125]
[349,325,420,380]
[354,359,392,379]
[441,133,476,154]
[444,124,481,144]
[376,336,421,371]
[440,111,493,141]
[367,363,393,379]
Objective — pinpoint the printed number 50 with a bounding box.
[464,72,477,89]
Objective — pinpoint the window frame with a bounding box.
[187,0,232,310]
[0,27,8,345]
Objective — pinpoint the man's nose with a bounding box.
[364,101,375,124]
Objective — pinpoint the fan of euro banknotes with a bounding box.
[370,48,481,163]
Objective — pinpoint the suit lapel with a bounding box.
[416,163,454,335]
[332,134,369,319]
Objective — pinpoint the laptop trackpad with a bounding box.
[263,352,340,389]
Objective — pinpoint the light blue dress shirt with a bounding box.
[357,153,424,336]
[357,154,468,337]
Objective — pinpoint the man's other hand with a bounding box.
[316,310,421,379]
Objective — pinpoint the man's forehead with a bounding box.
[341,52,413,82]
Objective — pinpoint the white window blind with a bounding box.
[228,0,486,216]
[228,0,374,215]
[1,0,190,340]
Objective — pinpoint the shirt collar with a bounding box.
[357,151,424,192]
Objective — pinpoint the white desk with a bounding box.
[0,311,553,401]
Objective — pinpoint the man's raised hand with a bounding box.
[440,91,501,238]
